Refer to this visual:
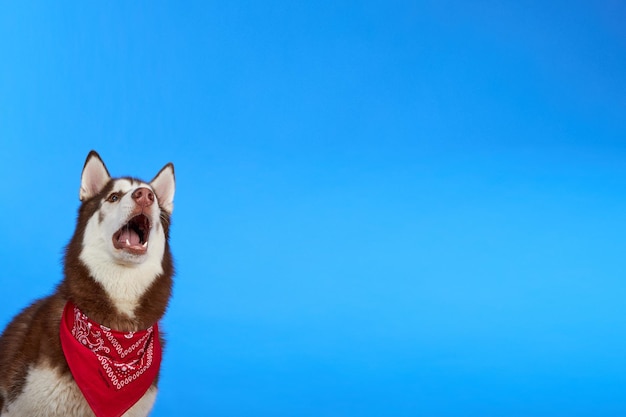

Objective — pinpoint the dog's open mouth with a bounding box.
[112,214,151,254]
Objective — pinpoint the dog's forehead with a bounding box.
[113,178,151,193]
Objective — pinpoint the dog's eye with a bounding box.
[107,193,121,203]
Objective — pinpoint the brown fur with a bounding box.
[0,155,174,413]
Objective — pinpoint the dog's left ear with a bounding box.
[151,163,175,214]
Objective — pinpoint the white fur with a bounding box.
[2,365,157,417]
[2,365,92,416]
[79,179,168,318]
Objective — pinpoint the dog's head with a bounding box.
[76,151,175,268]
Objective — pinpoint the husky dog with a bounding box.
[0,151,175,417]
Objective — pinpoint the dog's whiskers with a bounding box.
[159,212,170,228]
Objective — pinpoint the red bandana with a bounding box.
[59,301,162,417]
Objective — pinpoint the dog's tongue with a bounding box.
[118,229,141,246]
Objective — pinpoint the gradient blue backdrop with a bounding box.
[1,1,626,416]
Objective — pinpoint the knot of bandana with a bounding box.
[59,301,162,417]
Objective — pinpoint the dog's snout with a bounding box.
[132,187,154,207]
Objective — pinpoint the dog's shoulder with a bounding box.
[0,294,68,404]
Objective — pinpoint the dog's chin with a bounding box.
[112,241,149,256]
[112,249,150,265]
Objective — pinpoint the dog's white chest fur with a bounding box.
[2,365,157,417]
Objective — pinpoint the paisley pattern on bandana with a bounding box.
[60,301,162,417]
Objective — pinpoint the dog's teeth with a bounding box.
[126,239,131,246]
[142,241,148,248]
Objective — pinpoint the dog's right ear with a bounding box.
[80,151,111,201]
[151,163,175,214]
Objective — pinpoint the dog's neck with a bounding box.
[61,252,172,333]
[79,246,164,318]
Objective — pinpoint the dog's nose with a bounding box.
[132,187,155,207]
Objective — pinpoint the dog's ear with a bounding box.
[80,151,111,201]
[151,163,175,214]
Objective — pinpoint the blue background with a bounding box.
[1,1,626,416]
